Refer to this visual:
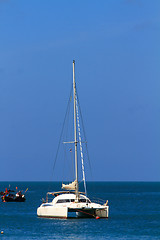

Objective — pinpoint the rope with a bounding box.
[76,89,93,179]
[50,84,73,183]
[75,91,87,195]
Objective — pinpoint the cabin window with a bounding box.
[56,199,70,203]
[42,204,52,207]
[56,199,90,203]
[79,199,86,202]
[79,199,91,203]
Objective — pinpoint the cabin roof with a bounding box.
[47,191,85,196]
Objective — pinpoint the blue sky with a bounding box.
[0,0,159,181]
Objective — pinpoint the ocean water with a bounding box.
[0,182,159,239]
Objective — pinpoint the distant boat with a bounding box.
[1,187,26,202]
[37,60,109,218]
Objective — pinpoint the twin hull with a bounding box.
[37,204,109,218]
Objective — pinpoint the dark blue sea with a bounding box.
[0,182,159,239]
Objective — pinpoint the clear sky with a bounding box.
[0,0,159,181]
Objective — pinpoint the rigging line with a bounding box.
[50,84,73,181]
[75,91,87,195]
[76,88,93,179]
[62,90,72,182]
[63,84,74,181]
[65,90,72,144]
[62,143,66,183]
[70,147,75,181]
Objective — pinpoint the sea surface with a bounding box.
[0,182,159,239]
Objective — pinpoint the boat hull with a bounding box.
[1,196,26,202]
[37,206,68,218]
[37,205,109,218]
[72,206,109,218]
[95,207,109,218]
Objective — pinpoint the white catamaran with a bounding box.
[37,60,109,218]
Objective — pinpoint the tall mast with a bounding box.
[73,60,79,202]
